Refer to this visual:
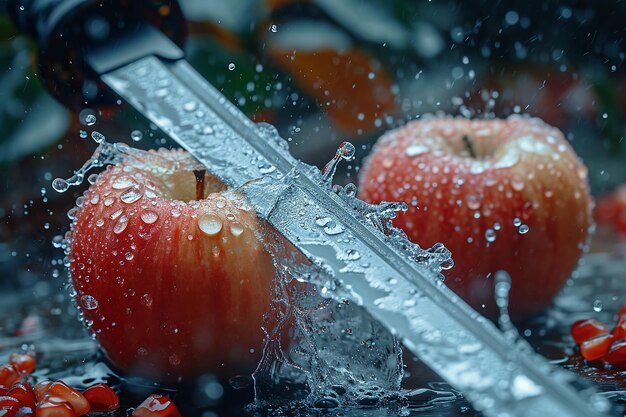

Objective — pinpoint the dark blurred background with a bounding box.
[0,0,625,404]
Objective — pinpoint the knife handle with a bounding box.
[2,0,186,109]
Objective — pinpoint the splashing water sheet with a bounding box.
[89,50,610,416]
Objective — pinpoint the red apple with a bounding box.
[68,148,276,382]
[358,116,592,319]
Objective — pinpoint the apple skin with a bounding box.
[68,148,276,382]
[357,116,592,319]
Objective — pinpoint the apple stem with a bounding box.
[463,135,476,158]
[193,169,206,200]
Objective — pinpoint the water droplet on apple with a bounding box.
[513,217,522,227]
[121,187,143,204]
[95,218,105,227]
[111,176,137,190]
[544,190,554,198]
[511,176,525,191]
[113,216,129,234]
[230,222,244,237]
[485,229,496,242]
[141,294,153,307]
[125,252,134,261]
[466,195,481,210]
[198,214,223,236]
[140,210,159,224]
[110,208,123,220]
[81,295,98,310]
[104,197,114,206]
[406,144,428,157]
[215,197,226,208]
[518,224,529,234]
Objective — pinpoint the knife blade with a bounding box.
[87,29,609,416]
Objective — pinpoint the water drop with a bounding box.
[198,214,223,236]
[113,216,129,234]
[406,144,428,157]
[52,178,69,193]
[87,173,99,184]
[140,210,159,224]
[111,176,137,189]
[228,63,236,71]
[79,130,88,139]
[485,229,496,242]
[91,131,105,143]
[130,130,143,142]
[518,224,529,234]
[81,295,98,310]
[229,222,244,237]
[121,187,143,204]
[593,300,603,312]
[141,294,153,307]
[513,217,522,227]
[269,24,277,33]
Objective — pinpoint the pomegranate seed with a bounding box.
[82,384,119,413]
[0,365,21,388]
[43,382,89,416]
[605,339,626,366]
[33,382,52,403]
[7,383,36,410]
[580,334,615,361]
[0,395,22,417]
[570,319,609,345]
[612,315,626,339]
[35,398,76,417]
[9,354,36,376]
[132,394,182,417]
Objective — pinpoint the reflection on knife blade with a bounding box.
[85,44,610,417]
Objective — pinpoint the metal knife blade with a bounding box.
[94,53,609,417]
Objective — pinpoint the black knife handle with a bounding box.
[2,0,186,109]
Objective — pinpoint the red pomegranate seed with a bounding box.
[612,315,626,339]
[9,354,36,376]
[0,395,22,417]
[7,382,36,410]
[570,319,609,345]
[82,384,119,413]
[0,365,21,389]
[605,339,626,366]
[35,398,76,417]
[33,382,52,403]
[132,394,182,417]
[43,382,89,416]
[580,334,615,361]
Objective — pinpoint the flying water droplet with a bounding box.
[130,130,143,142]
[52,178,69,193]
[228,63,236,71]
[593,300,603,312]
[91,131,105,143]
